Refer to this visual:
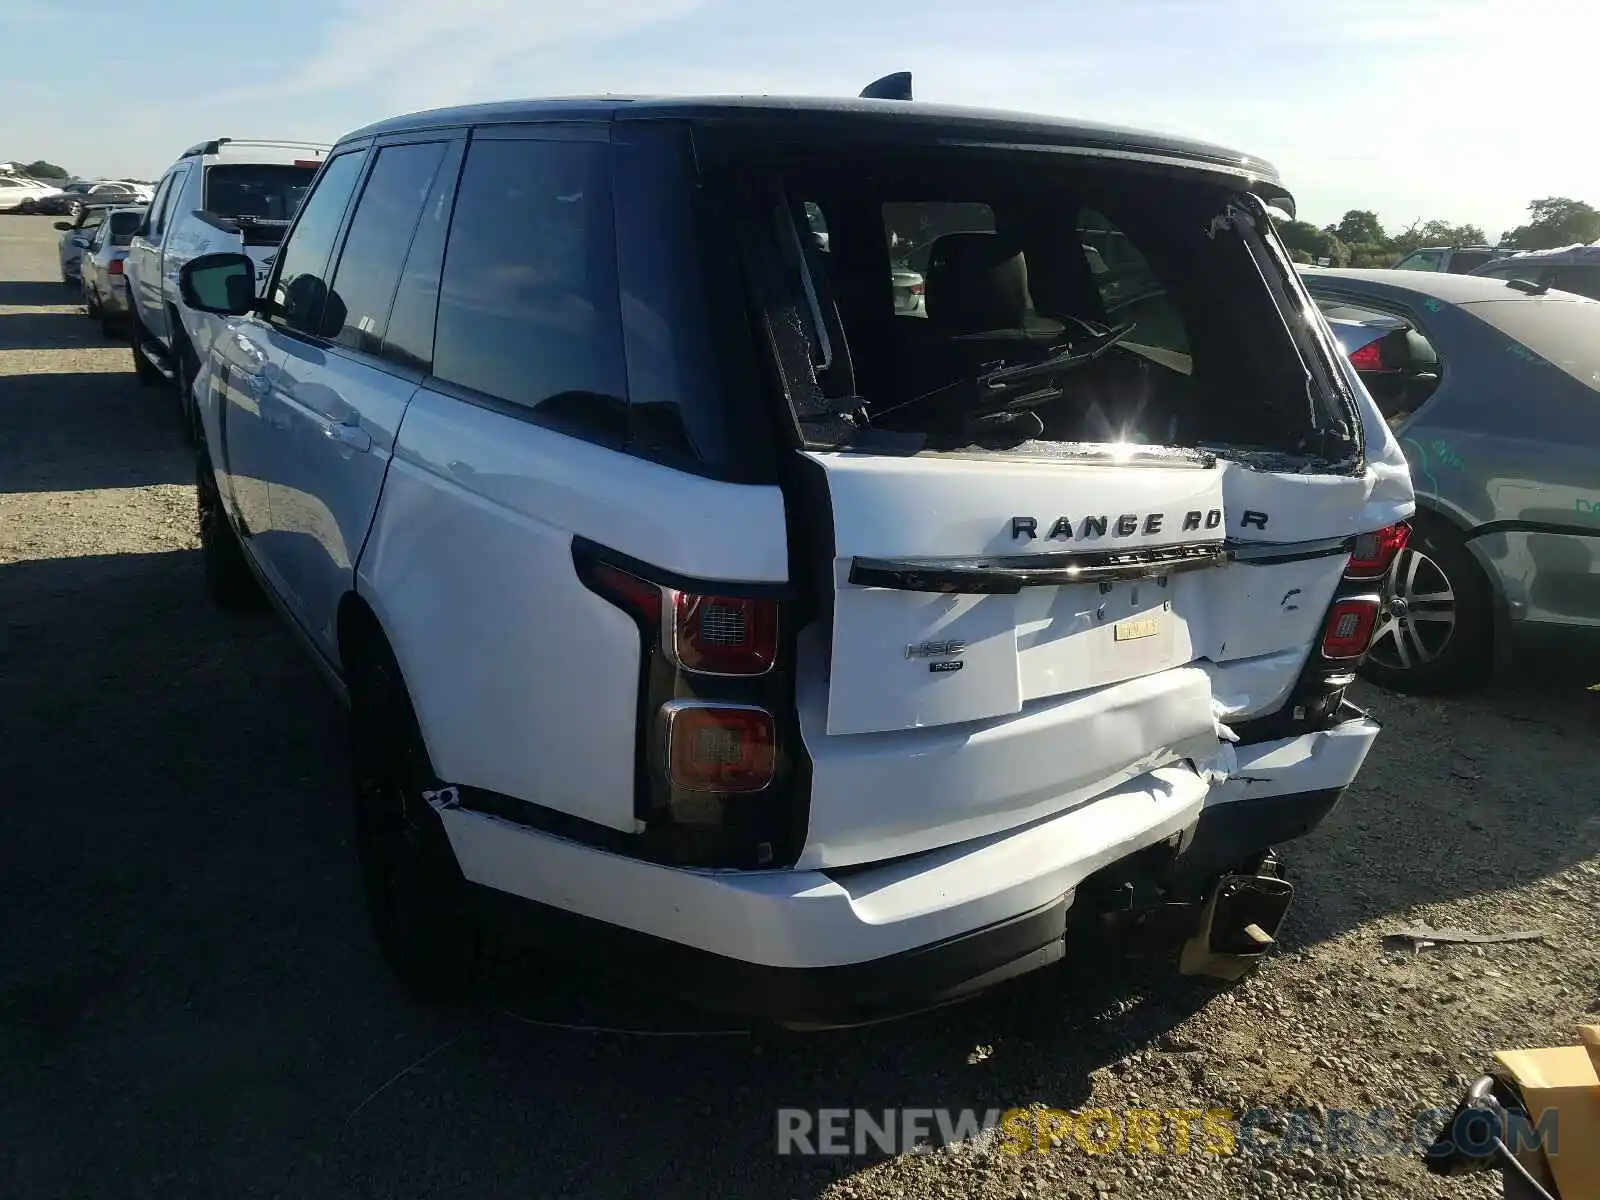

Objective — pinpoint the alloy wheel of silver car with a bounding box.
[1367,546,1456,670]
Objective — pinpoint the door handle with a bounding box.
[323,421,372,453]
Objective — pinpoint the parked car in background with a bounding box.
[1307,288,1441,417]
[172,90,1411,1022]
[80,206,145,337]
[30,180,94,214]
[1469,243,1600,301]
[890,265,925,314]
[1390,245,1512,274]
[125,137,329,436]
[0,175,59,213]
[55,206,111,283]
[1303,269,1600,693]
[56,181,151,219]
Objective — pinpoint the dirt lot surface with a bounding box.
[2,213,1597,1199]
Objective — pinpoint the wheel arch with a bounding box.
[1409,498,1513,668]
[336,590,444,769]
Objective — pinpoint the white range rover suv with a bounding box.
[174,87,1414,1025]
[125,138,329,438]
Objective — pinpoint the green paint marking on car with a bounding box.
[1429,439,1465,471]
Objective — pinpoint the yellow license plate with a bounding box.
[1114,616,1161,642]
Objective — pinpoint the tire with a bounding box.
[349,638,507,1005]
[1360,516,1493,694]
[100,308,119,340]
[84,283,100,318]
[196,451,262,610]
[129,309,164,386]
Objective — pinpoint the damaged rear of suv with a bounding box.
[183,82,1413,1025]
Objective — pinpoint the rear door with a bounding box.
[262,135,457,658]
[129,165,188,342]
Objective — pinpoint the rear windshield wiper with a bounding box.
[975,319,1138,406]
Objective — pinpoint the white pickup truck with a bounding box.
[125,138,328,438]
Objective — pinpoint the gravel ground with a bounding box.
[1,212,1596,1200]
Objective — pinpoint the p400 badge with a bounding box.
[907,639,966,675]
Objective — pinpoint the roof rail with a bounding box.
[179,137,329,158]
[859,72,913,101]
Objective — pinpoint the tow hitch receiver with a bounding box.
[1180,871,1295,981]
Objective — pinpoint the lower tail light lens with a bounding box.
[674,593,778,675]
[1321,597,1380,659]
[662,703,775,793]
[1348,522,1410,578]
[107,259,124,275]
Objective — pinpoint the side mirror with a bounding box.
[54,221,73,231]
[179,252,258,316]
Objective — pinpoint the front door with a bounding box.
[128,166,186,340]
[262,138,454,660]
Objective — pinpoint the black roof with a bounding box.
[341,94,1286,197]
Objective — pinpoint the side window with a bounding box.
[267,151,368,337]
[382,143,463,373]
[152,168,189,241]
[138,173,173,238]
[326,141,447,356]
[81,210,106,235]
[1395,249,1444,272]
[432,135,626,442]
[1078,209,1188,354]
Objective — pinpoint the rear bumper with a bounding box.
[441,714,1379,1026]
[102,281,131,317]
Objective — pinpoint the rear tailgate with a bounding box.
[706,136,1415,869]
[794,452,1380,868]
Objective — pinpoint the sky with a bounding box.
[3,0,1596,241]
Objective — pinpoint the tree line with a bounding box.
[1278,198,1600,267]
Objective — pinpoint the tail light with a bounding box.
[1347,522,1409,578]
[1321,596,1380,659]
[661,703,775,793]
[107,259,123,275]
[1348,341,1385,371]
[674,593,778,676]
[587,562,661,623]
[574,542,801,869]
[909,282,924,296]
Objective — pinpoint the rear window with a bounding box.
[203,164,318,221]
[1550,265,1600,301]
[726,147,1354,462]
[108,210,141,246]
[1464,298,1600,389]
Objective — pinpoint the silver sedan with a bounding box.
[79,207,145,337]
[1304,269,1600,693]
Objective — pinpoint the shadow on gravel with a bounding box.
[0,546,1221,1200]
[1279,657,1600,950]
[0,370,189,490]
[0,308,102,351]
[0,279,81,307]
